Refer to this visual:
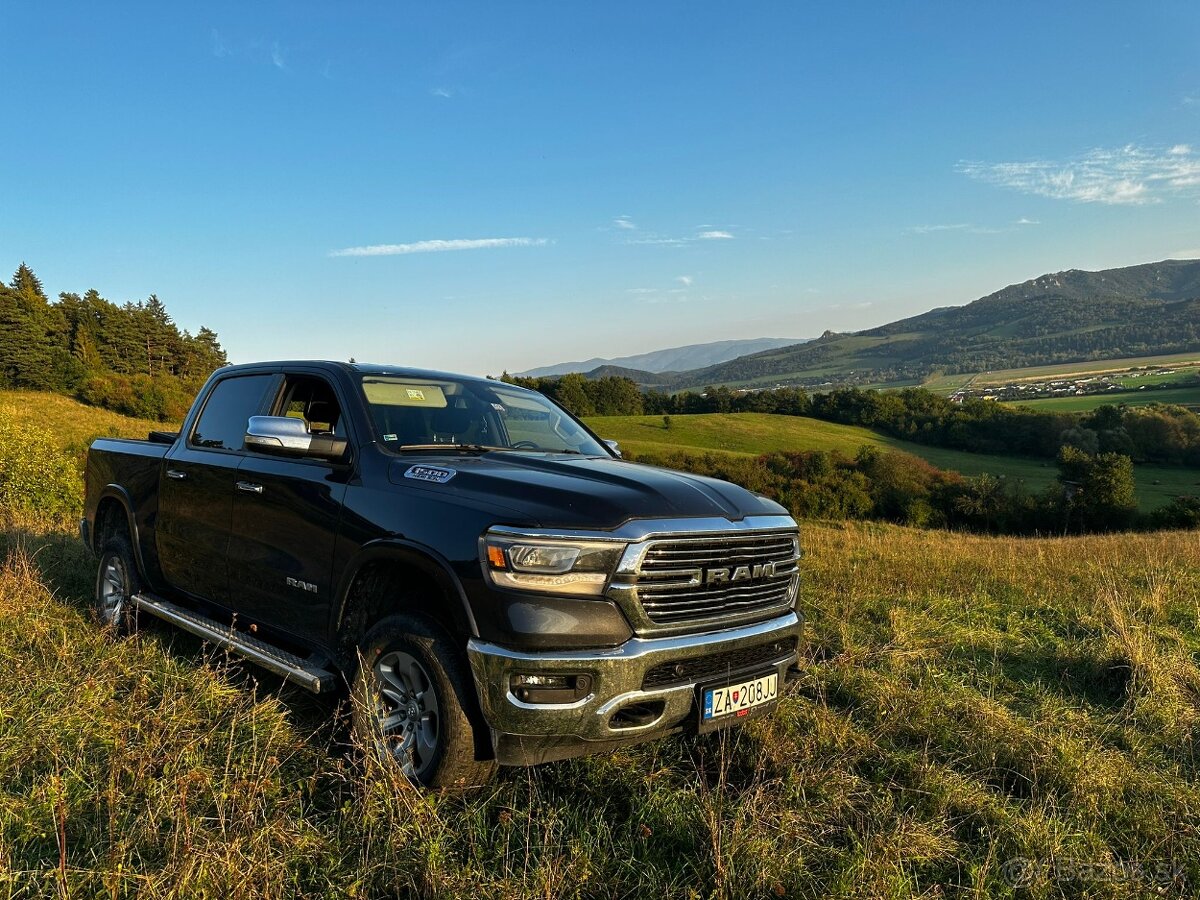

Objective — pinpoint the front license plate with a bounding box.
[701,672,778,728]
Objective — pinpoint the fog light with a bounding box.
[510,673,593,704]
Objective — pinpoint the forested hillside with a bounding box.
[605,258,1200,390]
[0,263,226,419]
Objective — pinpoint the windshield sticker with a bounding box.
[404,464,456,484]
[382,433,398,442]
[363,380,448,408]
[491,402,506,412]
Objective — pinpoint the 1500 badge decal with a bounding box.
[404,465,457,484]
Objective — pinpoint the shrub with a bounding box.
[78,372,195,421]
[1057,446,1138,532]
[1149,495,1200,529]
[0,419,81,518]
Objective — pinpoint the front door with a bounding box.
[157,372,276,606]
[226,373,351,645]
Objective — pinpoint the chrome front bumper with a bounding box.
[467,610,803,766]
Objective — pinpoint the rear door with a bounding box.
[226,371,353,645]
[157,373,276,606]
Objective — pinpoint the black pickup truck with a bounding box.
[83,361,803,787]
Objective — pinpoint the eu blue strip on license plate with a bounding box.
[703,672,778,720]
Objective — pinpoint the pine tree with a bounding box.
[9,262,46,301]
[0,266,62,389]
[0,263,228,409]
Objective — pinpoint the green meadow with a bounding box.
[587,412,1200,512]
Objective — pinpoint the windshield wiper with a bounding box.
[396,443,590,455]
[397,443,517,453]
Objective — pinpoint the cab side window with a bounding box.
[189,374,274,450]
[275,375,345,438]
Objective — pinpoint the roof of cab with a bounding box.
[215,360,506,388]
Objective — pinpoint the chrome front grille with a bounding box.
[630,531,799,626]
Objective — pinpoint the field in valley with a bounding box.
[1006,386,1199,413]
[586,412,1200,512]
[2,393,1199,898]
[921,351,1200,394]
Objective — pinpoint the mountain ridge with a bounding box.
[515,337,806,378]
[610,259,1200,391]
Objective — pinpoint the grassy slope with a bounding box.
[587,413,1200,511]
[2,392,1199,896]
[1,390,165,468]
[3,518,1199,898]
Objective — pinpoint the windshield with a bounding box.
[360,375,609,456]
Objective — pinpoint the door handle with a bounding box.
[166,469,188,480]
[237,481,264,494]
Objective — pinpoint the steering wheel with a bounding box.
[510,440,540,449]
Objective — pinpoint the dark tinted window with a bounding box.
[190,374,273,450]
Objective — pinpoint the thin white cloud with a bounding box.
[617,224,735,246]
[624,236,688,246]
[271,41,286,70]
[907,222,1011,236]
[908,223,971,234]
[1015,217,1040,225]
[625,287,657,294]
[211,29,231,58]
[431,87,453,98]
[330,237,549,258]
[959,144,1200,205]
[676,275,693,287]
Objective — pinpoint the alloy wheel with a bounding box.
[98,555,128,627]
[371,650,441,779]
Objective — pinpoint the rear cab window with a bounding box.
[189,374,275,451]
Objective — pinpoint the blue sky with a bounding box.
[4,2,1200,375]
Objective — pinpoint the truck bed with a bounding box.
[83,437,169,558]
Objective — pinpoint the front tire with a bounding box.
[95,534,140,635]
[351,614,497,789]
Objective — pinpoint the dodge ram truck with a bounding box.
[83,361,804,787]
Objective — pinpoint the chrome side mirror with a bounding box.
[603,439,622,458]
[245,416,349,463]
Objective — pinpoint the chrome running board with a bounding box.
[132,592,339,694]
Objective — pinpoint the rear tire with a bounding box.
[95,533,140,635]
[351,614,497,789]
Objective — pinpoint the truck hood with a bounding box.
[387,452,785,530]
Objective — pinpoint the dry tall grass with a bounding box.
[1,517,1197,898]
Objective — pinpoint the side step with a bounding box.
[132,593,340,694]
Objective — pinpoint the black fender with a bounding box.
[333,538,479,645]
[93,485,150,580]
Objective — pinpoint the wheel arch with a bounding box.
[93,486,149,577]
[334,540,478,665]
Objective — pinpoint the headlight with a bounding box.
[481,534,625,597]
